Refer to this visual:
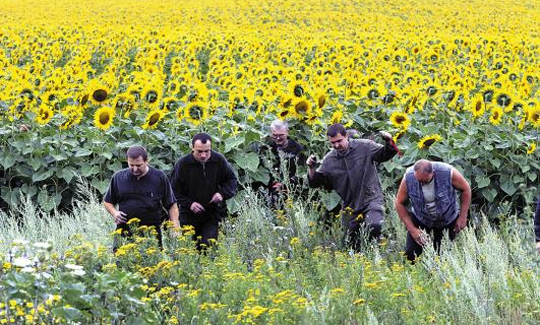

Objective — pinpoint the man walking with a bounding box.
[170,133,238,251]
[104,145,179,249]
[394,159,471,261]
[307,123,398,250]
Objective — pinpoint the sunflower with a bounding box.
[142,109,164,130]
[175,107,183,122]
[390,111,410,130]
[330,110,344,124]
[526,142,536,155]
[161,96,180,112]
[417,134,442,149]
[94,106,115,131]
[184,101,208,126]
[316,90,327,109]
[60,106,84,130]
[526,104,540,128]
[35,105,54,125]
[292,97,311,118]
[470,93,485,118]
[88,81,111,105]
[488,106,503,125]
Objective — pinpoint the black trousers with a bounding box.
[405,214,457,262]
[181,217,219,251]
[342,208,383,251]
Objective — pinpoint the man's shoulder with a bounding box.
[287,138,304,152]
[175,153,194,165]
[210,150,228,163]
[148,166,168,178]
[112,168,131,180]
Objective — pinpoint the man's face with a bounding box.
[328,133,349,153]
[127,156,149,177]
[414,171,434,185]
[271,128,288,147]
[193,139,212,163]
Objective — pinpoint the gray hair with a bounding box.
[270,119,288,131]
[414,159,433,174]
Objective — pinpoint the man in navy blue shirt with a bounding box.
[104,146,179,249]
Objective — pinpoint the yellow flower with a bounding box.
[488,106,503,125]
[88,81,111,105]
[126,218,141,225]
[528,106,540,127]
[142,109,164,129]
[526,142,536,154]
[330,110,344,124]
[470,93,485,118]
[390,111,410,130]
[353,298,365,305]
[94,106,115,130]
[292,97,311,118]
[418,134,442,149]
[35,105,54,125]
[289,237,300,246]
[184,102,208,126]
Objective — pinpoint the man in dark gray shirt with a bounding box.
[104,146,179,250]
[307,123,398,251]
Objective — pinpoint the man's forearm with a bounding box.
[169,204,180,228]
[396,203,416,232]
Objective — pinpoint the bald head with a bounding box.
[413,159,434,185]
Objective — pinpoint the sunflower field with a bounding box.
[0,0,539,323]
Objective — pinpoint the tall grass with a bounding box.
[1,184,539,324]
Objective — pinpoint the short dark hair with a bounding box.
[192,133,212,146]
[126,145,148,161]
[326,123,347,137]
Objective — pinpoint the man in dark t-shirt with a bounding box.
[104,146,179,249]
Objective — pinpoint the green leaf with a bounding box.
[60,167,78,183]
[50,152,68,162]
[81,165,100,177]
[500,181,517,196]
[74,148,93,157]
[20,184,38,197]
[527,172,537,182]
[38,190,56,212]
[489,158,501,168]
[475,175,490,189]
[101,151,113,160]
[482,188,497,202]
[52,307,83,321]
[236,152,259,172]
[28,157,43,171]
[224,136,245,153]
[0,155,16,169]
[91,178,110,194]
[251,167,270,184]
[107,161,123,172]
[321,190,341,210]
[32,169,54,183]
[1,187,20,206]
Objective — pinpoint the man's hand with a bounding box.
[113,211,127,224]
[454,215,467,233]
[536,242,540,254]
[410,227,427,246]
[209,192,223,204]
[190,202,206,214]
[379,131,392,142]
[306,155,318,169]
